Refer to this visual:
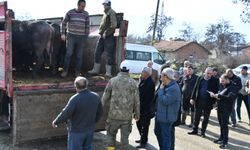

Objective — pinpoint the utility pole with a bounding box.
[152,0,160,45]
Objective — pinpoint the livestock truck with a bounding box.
[0,1,128,145]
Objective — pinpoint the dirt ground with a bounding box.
[0,105,250,150]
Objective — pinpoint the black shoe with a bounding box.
[136,143,146,148]
[214,139,223,144]
[200,132,206,138]
[188,130,198,135]
[135,140,141,143]
[219,143,228,149]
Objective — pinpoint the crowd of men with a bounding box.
[181,61,250,149]
[1,0,249,149]
[52,56,250,150]
[51,1,250,149]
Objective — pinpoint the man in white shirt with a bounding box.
[236,66,250,123]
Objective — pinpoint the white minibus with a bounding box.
[124,43,165,74]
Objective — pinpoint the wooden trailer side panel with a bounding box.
[13,80,108,145]
[13,90,72,144]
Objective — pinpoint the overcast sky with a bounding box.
[6,0,250,42]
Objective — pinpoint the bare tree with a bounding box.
[126,34,152,45]
[202,20,246,57]
[147,14,173,42]
[15,12,33,21]
[178,22,200,41]
[233,0,250,23]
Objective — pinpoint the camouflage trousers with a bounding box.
[106,119,132,149]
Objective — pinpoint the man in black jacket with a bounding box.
[180,66,198,127]
[212,74,237,149]
[226,69,242,127]
[136,67,155,148]
[52,76,103,150]
[188,67,219,137]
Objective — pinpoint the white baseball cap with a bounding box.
[102,0,111,5]
[120,60,130,71]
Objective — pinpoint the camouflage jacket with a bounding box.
[102,72,140,121]
[99,6,117,37]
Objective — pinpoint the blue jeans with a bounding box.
[68,131,93,150]
[154,121,172,150]
[63,33,87,73]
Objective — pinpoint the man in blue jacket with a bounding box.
[154,68,181,150]
[52,76,103,150]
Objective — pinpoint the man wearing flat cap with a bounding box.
[135,67,155,148]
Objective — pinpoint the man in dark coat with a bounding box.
[212,74,237,149]
[147,61,159,86]
[180,66,198,127]
[188,67,219,137]
[136,67,155,148]
[226,69,242,127]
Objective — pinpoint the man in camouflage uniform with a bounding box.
[102,61,140,149]
[88,0,117,77]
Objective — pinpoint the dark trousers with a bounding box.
[193,102,211,133]
[94,36,116,65]
[237,93,250,121]
[68,131,93,150]
[230,98,237,124]
[182,97,194,112]
[136,116,151,144]
[171,126,175,150]
[217,110,231,144]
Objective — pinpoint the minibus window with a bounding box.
[136,52,151,61]
[153,52,165,64]
[125,50,151,61]
[125,50,134,60]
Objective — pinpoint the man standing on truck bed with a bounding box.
[102,61,140,149]
[88,0,117,77]
[52,76,103,150]
[60,0,90,78]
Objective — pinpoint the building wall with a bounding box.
[173,43,209,63]
[241,47,250,61]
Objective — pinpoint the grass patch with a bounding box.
[130,73,140,79]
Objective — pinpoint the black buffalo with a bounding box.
[12,20,59,76]
[49,22,66,74]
